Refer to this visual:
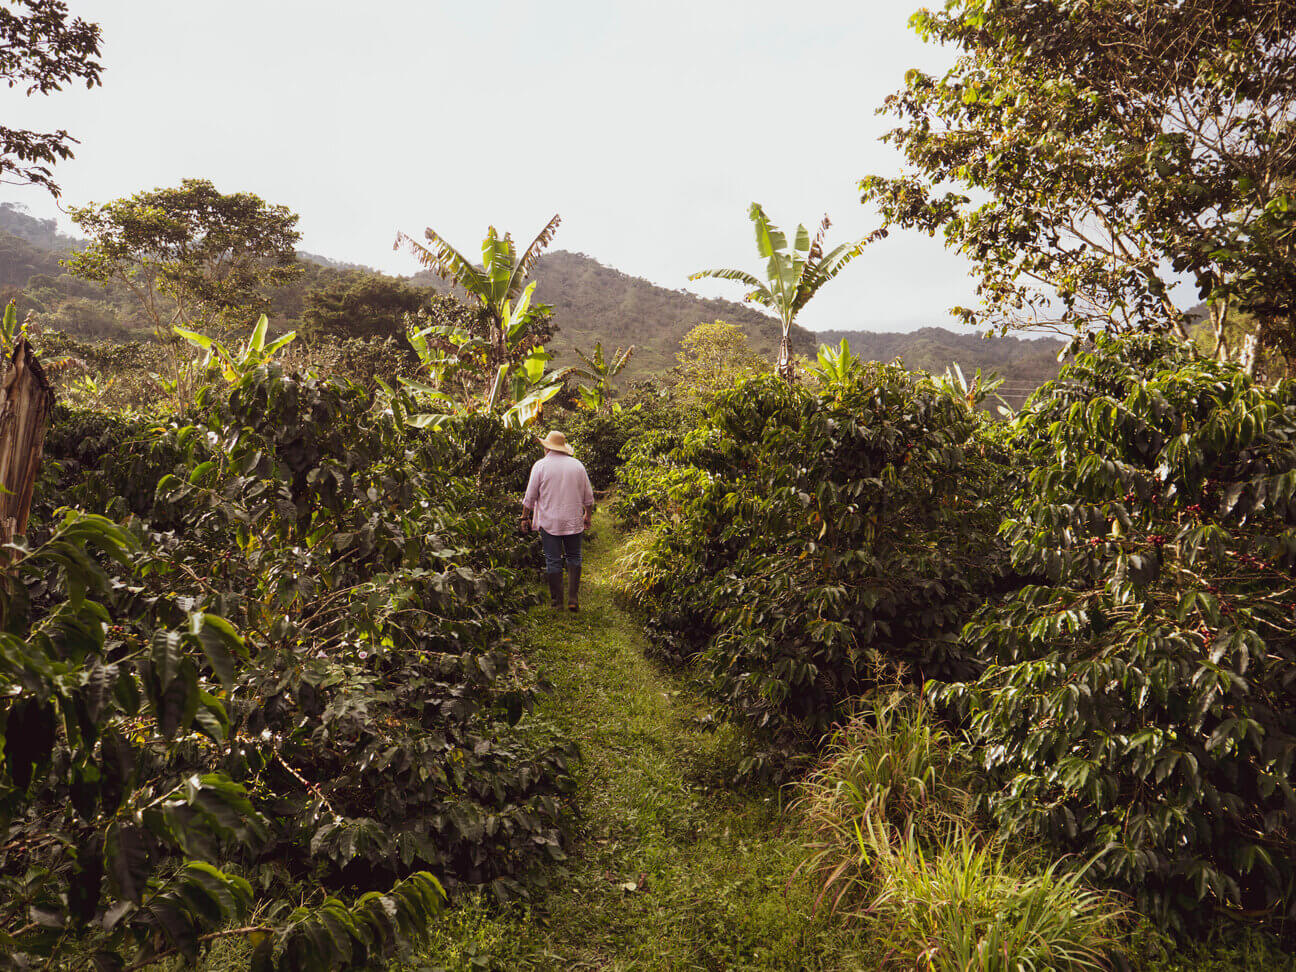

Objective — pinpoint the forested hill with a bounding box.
[0,204,76,287]
[1,203,1062,395]
[816,326,1066,403]
[412,250,815,378]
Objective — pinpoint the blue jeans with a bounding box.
[539,528,582,574]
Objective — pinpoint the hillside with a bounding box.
[0,204,1061,396]
[816,326,1065,404]
[412,250,815,379]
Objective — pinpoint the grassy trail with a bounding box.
[417,515,866,971]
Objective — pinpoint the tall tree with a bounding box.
[672,319,768,404]
[301,272,438,340]
[1,0,102,197]
[394,216,561,371]
[861,0,1296,372]
[65,179,302,334]
[690,204,872,381]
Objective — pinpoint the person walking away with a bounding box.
[521,431,595,611]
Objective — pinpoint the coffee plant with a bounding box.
[559,396,679,493]
[622,365,1009,778]
[930,334,1296,933]
[2,363,575,967]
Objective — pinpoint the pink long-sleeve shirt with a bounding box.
[523,452,595,536]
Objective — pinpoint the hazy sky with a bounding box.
[2,0,978,332]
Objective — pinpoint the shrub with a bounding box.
[624,365,1011,770]
[931,333,1296,933]
[3,364,577,967]
[558,396,680,493]
[611,425,710,528]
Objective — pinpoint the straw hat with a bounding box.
[538,430,575,455]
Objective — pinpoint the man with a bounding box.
[521,430,595,611]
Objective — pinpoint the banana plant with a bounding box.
[402,315,485,400]
[572,342,634,412]
[812,338,861,385]
[395,215,560,366]
[68,374,117,405]
[174,314,296,382]
[936,361,1011,416]
[1,300,21,357]
[405,283,569,429]
[690,204,876,381]
[494,347,569,430]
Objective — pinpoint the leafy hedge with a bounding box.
[2,365,574,968]
[558,397,680,493]
[931,334,1296,933]
[621,365,1009,776]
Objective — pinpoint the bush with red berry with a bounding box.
[932,333,1296,934]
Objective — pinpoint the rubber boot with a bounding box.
[546,572,564,611]
[566,564,582,612]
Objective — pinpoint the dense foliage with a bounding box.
[300,272,444,341]
[558,395,677,493]
[931,334,1296,933]
[620,363,1008,775]
[2,363,576,967]
[0,0,102,196]
[66,180,303,334]
[862,0,1296,368]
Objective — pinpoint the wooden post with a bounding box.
[0,338,54,561]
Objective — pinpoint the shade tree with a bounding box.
[65,179,302,336]
[861,0,1296,372]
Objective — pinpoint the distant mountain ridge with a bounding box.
[412,250,814,378]
[0,201,1062,395]
[816,326,1064,404]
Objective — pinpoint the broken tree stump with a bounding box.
[0,338,54,561]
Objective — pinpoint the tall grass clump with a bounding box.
[795,689,1127,970]
[861,822,1126,972]
[796,689,971,912]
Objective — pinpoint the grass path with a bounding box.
[417,514,867,971]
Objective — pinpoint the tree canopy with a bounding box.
[672,320,768,404]
[0,0,102,197]
[861,0,1296,373]
[65,179,302,334]
[301,272,439,341]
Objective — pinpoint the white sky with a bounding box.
[1,0,979,332]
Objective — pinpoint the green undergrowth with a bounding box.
[414,514,872,970]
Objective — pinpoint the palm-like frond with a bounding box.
[573,342,605,374]
[793,221,812,254]
[689,267,767,291]
[689,264,767,303]
[481,227,518,306]
[748,203,787,258]
[690,267,777,310]
[511,213,562,298]
[609,344,634,376]
[394,228,487,298]
[808,215,831,264]
[795,240,868,314]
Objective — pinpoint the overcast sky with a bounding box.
[1,0,979,333]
